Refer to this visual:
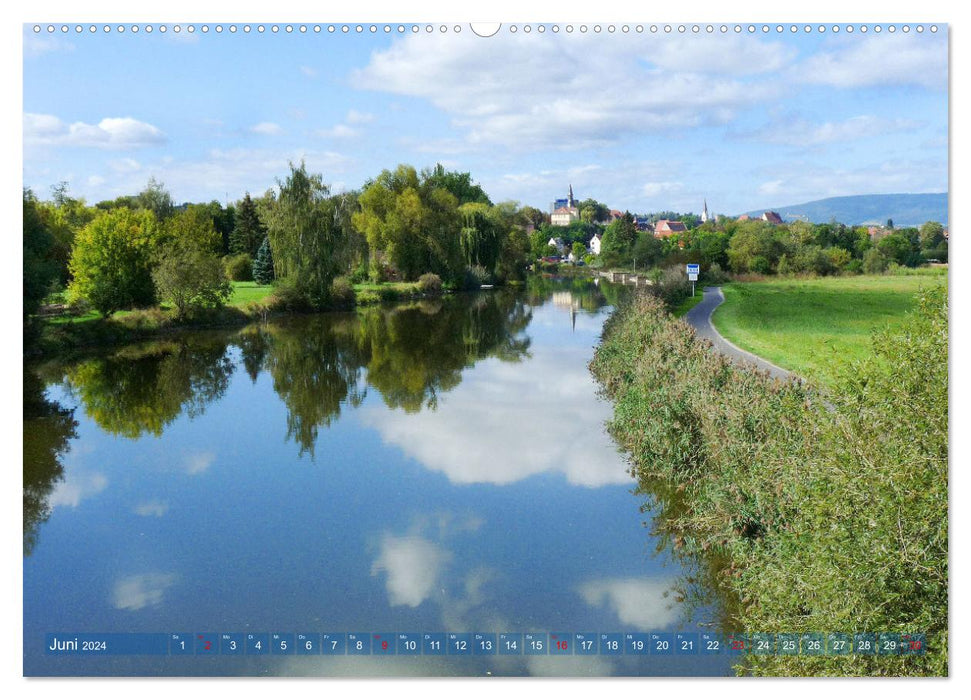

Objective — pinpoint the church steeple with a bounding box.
[568,184,575,208]
[702,198,710,223]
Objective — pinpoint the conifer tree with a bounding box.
[252,237,275,284]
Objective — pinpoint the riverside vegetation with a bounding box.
[590,285,947,676]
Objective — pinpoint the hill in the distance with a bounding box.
[739,193,947,227]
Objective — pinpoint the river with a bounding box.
[23,276,732,676]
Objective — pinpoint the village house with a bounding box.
[654,219,688,238]
[547,237,568,256]
[550,184,580,226]
[588,232,602,255]
[761,211,784,225]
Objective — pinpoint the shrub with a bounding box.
[863,248,889,274]
[265,280,310,313]
[843,259,863,275]
[418,272,443,294]
[153,246,232,319]
[223,253,254,281]
[705,262,730,284]
[329,276,356,309]
[464,264,494,289]
[750,255,773,275]
[591,287,948,676]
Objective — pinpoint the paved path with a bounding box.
[684,286,794,381]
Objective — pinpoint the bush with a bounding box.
[647,265,692,309]
[590,288,948,676]
[223,253,254,281]
[843,259,863,275]
[153,246,232,319]
[329,276,356,309]
[863,248,889,274]
[750,255,773,275]
[463,264,493,289]
[704,262,730,284]
[265,281,310,313]
[418,272,443,295]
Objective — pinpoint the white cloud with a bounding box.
[796,34,947,90]
[353,32,780,150]
[23,33,74,58]
[649,34,795,75]
[371,534,451,608]
[361,336,632,488]
[112,573,177,611]
[183,450,215,475]
[110,158,142,173]
[755,158,946,204]
[131,148,352,202]
[345,109,375,124]
[299,65,318,78]
[741,114,921,147]
[315,124,358,139]
[578,577,681,630]
[24,113,166,149]
[249,121,282,135]
[133,500,169,517]
[50,470,108,508]
[86,175,106,188]
[643,181,684,198]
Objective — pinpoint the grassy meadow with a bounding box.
[711,270,948,386]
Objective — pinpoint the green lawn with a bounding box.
[229,281,274,306]
[711,270,948,386]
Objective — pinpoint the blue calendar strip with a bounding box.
[44,632,927,656]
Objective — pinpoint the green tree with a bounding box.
[230,193,266,257]
[726,221,785,273]
[23,189,59,320]
[353,164,462,282]
[162,205,223,255]
[863,247,889,274]
[153,247,231,319]
[876,233,914,266]
[43,182,97,284]
[919,221,945,250]
[496,228,531,281]
[600,212,638,265]
[67,208,158,315]
[421,163,492,205]
[138,177,175,222]
[252,238,275,284]
[264,161,353,307]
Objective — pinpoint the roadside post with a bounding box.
[686,263,700,297]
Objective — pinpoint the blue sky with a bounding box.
[23,23,948,216]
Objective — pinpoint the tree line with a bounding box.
[23,162,540,325]
[533,210,947,277]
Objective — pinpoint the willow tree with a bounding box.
[263,161,354,308]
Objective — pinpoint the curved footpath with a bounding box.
[683,286,794,382]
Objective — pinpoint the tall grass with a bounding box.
[590,288,947,676]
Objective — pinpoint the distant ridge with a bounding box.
[739,193,947,227]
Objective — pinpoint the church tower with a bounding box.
[568,184,575,208]
[701,199,710,223]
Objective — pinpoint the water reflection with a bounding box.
[58,338,234,439]
[23,370,78,556]
[41,290,539,458]
[23,279,731,677]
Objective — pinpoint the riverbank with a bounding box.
[590,290,947,676]
[710,271,947,386]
